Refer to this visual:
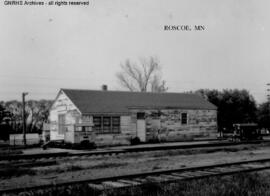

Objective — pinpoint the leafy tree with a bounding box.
[257,102,270,128]
[26,100,52,133]
[0,104,5,123]
[116,56,168,92]
[0,103,13,140]
[219,89,257,129]
[195,89,257,131]
[2,99,53,133]
[4,100,23,133]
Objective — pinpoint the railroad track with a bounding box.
[2,158,270,195]
[0,140,266,161]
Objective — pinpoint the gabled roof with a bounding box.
[61,89,217,114]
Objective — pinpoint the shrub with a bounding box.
[130,137,141,145]
[79,140,96,149]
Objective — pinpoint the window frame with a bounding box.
[102,116,111,133]
[93,116,102,132]
[181,113,188,125]
[93,116,120,134]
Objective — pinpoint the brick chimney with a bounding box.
[102,85,108,91]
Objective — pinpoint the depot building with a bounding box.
[49,87,217,146]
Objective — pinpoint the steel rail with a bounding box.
[0,140,265,161]
[1,157,270,194]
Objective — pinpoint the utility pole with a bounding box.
[22,92,28,146]
[267,84,270,131]
[267,84,270,102]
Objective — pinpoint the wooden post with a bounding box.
[22,92,28,146]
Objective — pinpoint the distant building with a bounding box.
[49,88,217,146]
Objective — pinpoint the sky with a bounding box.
[0,0,269,103]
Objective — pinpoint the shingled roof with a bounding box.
[61,89,217,114]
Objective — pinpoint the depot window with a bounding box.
[58,114,66,134]
[75,126,92,132]
[93,116,120,134]
[181,113,188,125]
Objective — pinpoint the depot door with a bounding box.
[136,112,146,142]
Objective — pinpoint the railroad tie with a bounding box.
[218,166,244,173]
[240,163,265,169]
[145,175,167,182]
[117,179,141,186]
[228,165,246,170]
[170,172,189,179]
[131,178,150,183]
[178,171,202,177]
[102,181,130,188]
[186,170,216,176]
[88,183,105,191]
[169,172,197,178]
[193,170,220,175]
[205,167,225,173]
[159,174,185,181]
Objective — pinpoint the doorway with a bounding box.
[136,112,146,142]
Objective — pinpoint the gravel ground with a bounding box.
[1,143,270,190]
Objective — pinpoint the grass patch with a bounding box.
[65,165,83,171]
[152,165,162,170]
[0,161,57,178]
[36,162,126,176]
[37,164,84,175]
[0,149,23,156]
[89,162,127,169]
[151,145,258,158]
[0,167,35,178]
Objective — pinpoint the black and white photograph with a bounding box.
[1,0,270,195]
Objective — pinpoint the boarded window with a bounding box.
[58,114,65,134]
[93,116,120,134]
[181,113,188,125]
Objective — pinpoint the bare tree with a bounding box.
[116,56,168,92]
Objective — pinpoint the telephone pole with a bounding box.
[22,92,28,146]
[267,83,270,102]
[267,84,270,130]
